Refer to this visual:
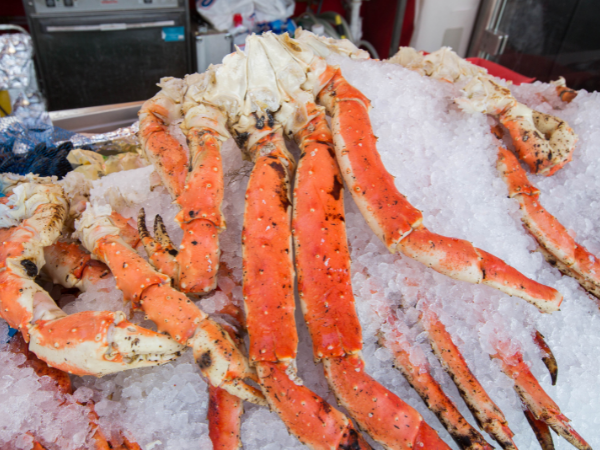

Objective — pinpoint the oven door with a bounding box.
[30,11,191,111]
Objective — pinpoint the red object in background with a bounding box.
[233,13,243,27]
[294,0,415,59]
[363,0,415,58]
[467,57,536,85]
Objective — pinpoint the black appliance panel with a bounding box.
[31,11,190,110]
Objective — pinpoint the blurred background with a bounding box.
[1,0,599,115]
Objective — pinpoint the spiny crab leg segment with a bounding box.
[292,103,449,449]
[76,205,266,405]
[174,92,231,293]
[207,265,247,450]
[492,342,591,450]
[240,124,369,450]
[316,67,563,313]
[378,323,493,450]
[419,310,518,450]
[0,178,183,376]
[497,145,600,303]
[138,78,188,199]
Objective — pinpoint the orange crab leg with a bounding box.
[243,131,297,364]
[292,104,449,449]
[138,92,188,199]
[208,386,243,450]
[139,85,226,295]
[316,68,563,313]
[420,310,518,449]
[92,234,263,403]
[380,330,493,450]
[242,126,370,449]
[493,343,591,450]
[497,146,600,301]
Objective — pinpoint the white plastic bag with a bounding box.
[197,0,295,32]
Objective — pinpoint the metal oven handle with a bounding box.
[46,20,176,33]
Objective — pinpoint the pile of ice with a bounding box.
[0,322,95,450]
[2,53,600,449]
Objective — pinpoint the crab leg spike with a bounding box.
[533,331,558,386]
[523,408,555,450]
[379,332,494,450]
[291,102,449,449]
[493,345,591,450]
[76,206,266,405]
[317,68,562,313]
[420,310,518,449]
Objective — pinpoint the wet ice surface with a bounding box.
[3,55,600,449]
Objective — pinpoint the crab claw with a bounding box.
[137,208,179,281]
[28,310,184,376]
[187,303,267,406]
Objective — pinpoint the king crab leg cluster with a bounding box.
[124,29,591,448]
[73,204,265,406]
[0,174,185,377]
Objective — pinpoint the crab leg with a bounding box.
[239,122,370,449]
[419,309,518,449]
[492,342,591,450]
[76,204,265,405]
[379,327,493,450]
[387,46,577,176]
[139,76,229,294]
[313,66,563,313]
[0,178,183,376]
[497,146,600,302]
[45,223,245,450]
[292,103,450,449]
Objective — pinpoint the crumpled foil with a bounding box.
[0,32,32,91]
[68,121,140,155]
[0,30,46,125]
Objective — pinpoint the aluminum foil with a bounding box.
[0,32,32,91]
[68,121,140,155]
[0,29,46,126]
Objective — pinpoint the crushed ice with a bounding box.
[2,55,600,449]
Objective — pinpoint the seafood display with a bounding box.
[1,31,600,449]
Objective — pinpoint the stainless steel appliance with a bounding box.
[23,0,192,111]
